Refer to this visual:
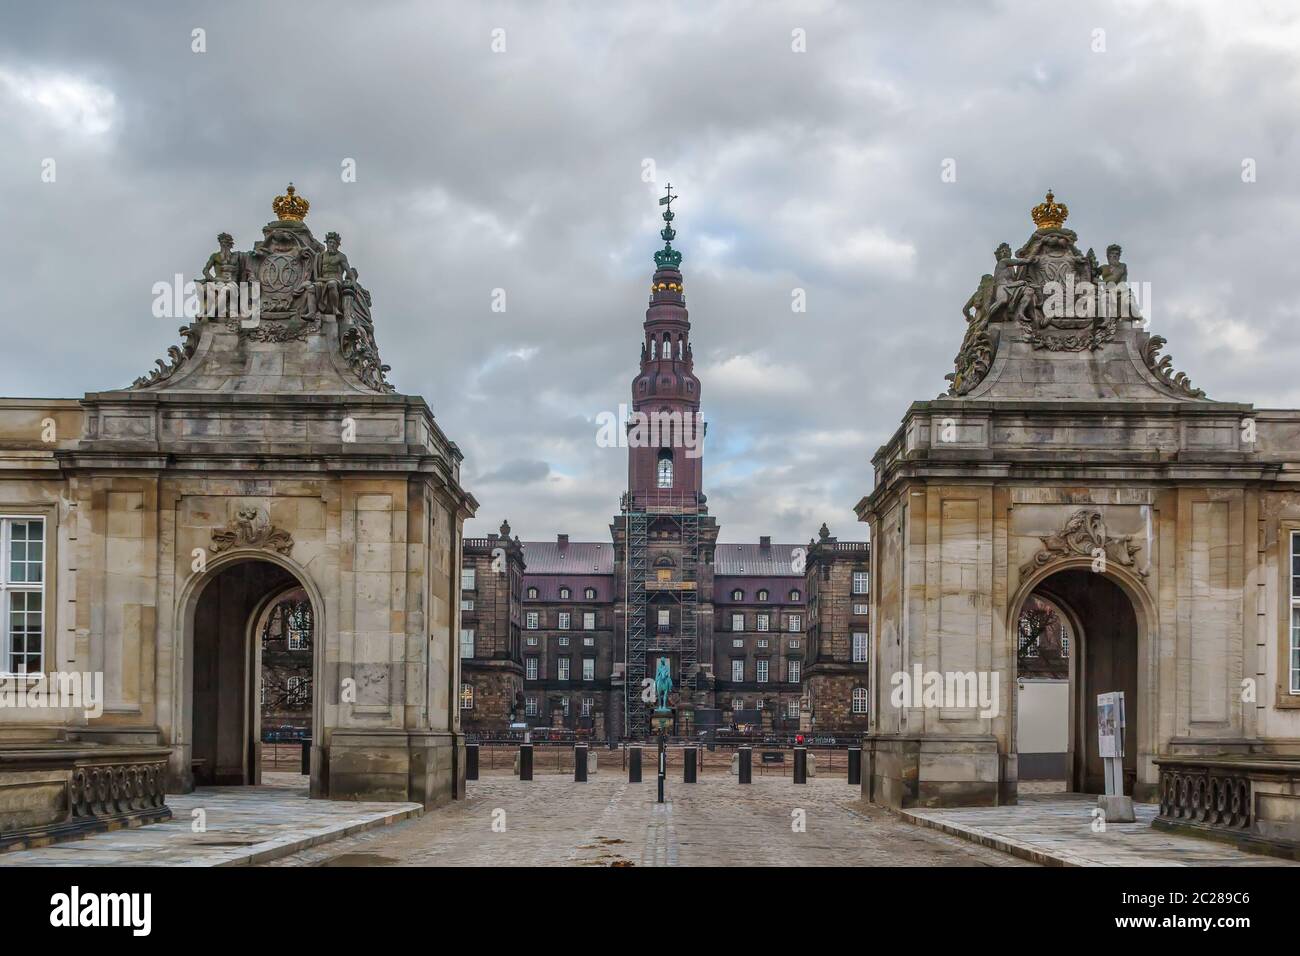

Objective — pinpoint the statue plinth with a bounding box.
[651,708,673,734]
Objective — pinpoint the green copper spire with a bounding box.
[654,183,683,270]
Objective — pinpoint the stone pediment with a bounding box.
[946,192,1207,403]
[128,185,393,395]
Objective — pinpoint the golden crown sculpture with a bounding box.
[272,183,310,222]
[1030,189,1068,230]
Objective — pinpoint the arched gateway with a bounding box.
[858,193,1300,853]
[0,185,477,843]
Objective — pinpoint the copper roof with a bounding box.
[519,541,614,574]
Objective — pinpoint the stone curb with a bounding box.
[214,803,424,867]
[894,807,1079,867]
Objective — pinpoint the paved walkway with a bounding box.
[902,793,1297,866]
[0,774,422,867]
[267,775,1034,867]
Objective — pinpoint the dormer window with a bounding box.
[527,587,538,599]
[585,587,596,600]
[559,587,570,599]
[731,589,743,601]
[657,449,673,488]
[757,589,768,602]
[789,589,801,601]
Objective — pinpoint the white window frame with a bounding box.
[558,612,570,630]
[583,612,595,630]
[757,639,768,649]
[731,659,744,682]
[1,516,45,676]
[787,614,802,633]
[658,608,671,627]
[526,635,538,647]
[461,567,476,591]
[526,611,538,630]
[1292,532,1300,693]
[853,571,868,594]
[559,587,570,599]
[732,638,743,648]
[460,682,474,710]
[853,632,868,663]
[852,687,868,714]
[459,628,475,659]
[558,657,571,681]
[558,635,569,647]
[756,659,769,683]
[460,598,474,611]
[584,588,596,600]
[583,636,594,646]
[787,698,800,718]
[756,614,769,632]
[582,657,595,681]
[525,695,538,717]
[731,589,743,601]
[582,697,593,717]
[788,659,800,683]
[731,613,744,632]
[732,697,744,711]
[525,656,538,680]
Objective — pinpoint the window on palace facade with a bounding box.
[582,658,594,681]
[788,699,800,718]
[583,636,594,646]
[559,587,570,599]
[526,612,538,629]
[460,683,474,710]
[2,517,44,675]
[731,659,744,682]
[756,659,769,683]
[755,698,764,710]
[558,636,569,647]
[557,658,571,681]
[732,698,744,711]
[1292,533,1300,693]
[789,589,801,601]
[757,639,768,649]
[562,696,571,716]
[852,687,868,714]
[461,568,475,591]
[583,612,595,630]
[731,613,744,631]
[788,639,800,649]
[757,614,769,632]
[585,588,596,600]
[789,659,800,683]
[582,697,593,717]
[853,603,869,615]
[459,629,475,659]
[525,696,538,716]
[853,571,869,594]
[731,589,743,601]
[852,633,868,663]
[460,599,474,611]
[787,614,802,632]
[527,587,538,599]
[732,639,743,648]
[526,635,538,647]
[558,612,570,629]
[757,589,768,602]
[658,608,671,627]
[657,450,673,488]
[525,656,538,680]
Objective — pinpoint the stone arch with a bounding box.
[1007,557,1156,798]
[172,548,327,795]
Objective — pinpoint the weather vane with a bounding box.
[654,183,682,269]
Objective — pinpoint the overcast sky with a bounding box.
[3,1,1298,545]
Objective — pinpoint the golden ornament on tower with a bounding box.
[1030,189,1068,230]
[272,183,310,222]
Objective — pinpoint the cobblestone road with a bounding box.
[267,775,1034,867]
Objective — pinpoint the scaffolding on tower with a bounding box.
[622,489,704,739]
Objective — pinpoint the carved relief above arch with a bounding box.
[210,505,294,555]
[1017,508,1146,579]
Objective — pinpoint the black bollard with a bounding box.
[574,744,588,782]
[466,743,479,781]
[847,746,862,786]
[628,746,642,783]
[683,746,698,783]
[657,736,666,803]
[738,746,752,784]
[519,743,533,781]
[793,747,808,784]
[300,736,311,776]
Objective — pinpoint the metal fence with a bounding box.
[468,739,861,778]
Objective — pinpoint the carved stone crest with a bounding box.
[1142,334,1206,399]
[1019,509,1146,578]
[210,505,294,555]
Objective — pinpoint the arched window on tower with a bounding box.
[663,332,672,361]
[650,337,657,361]
[657,448,673,488]
[677,335,684,360]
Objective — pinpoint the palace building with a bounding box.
[457,191,871,741]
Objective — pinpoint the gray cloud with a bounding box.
[2,1,1298,545]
